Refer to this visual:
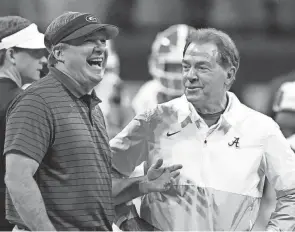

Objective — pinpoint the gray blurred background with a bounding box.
[1,0,295,114]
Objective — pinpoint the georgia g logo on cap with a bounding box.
[85,15,98,23]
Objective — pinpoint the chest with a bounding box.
[47,98,111,167]
[148,120,265,189]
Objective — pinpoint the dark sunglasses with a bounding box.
[13,47,48,59]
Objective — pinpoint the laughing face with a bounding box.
[60,33,108,89]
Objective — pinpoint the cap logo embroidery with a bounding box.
[85,15,98,23]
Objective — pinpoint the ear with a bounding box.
[52,48,63,61]
[225,66,236,86]
[5,48,17,65]
[52,47,66,64]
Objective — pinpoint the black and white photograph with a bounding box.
[0,0,294,231]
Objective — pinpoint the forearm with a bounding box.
[266,192,295,231]
[5,175,56,231]
[113,176,150,205]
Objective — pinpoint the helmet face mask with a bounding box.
[149,24,194,97]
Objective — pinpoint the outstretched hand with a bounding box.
[144,159,182,193]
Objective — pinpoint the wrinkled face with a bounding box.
[14,48,47,82]
[61,33,107,87]
[182,42,229,105]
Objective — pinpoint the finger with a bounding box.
[143,161,148,175]
[170,170,180,179]
[166,164,183,172]
[151,158,163,170]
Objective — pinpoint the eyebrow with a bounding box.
[182,60,211,66]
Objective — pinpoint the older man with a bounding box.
[0,16,47,231]
[111,28,295,231]
[3,12,181,231]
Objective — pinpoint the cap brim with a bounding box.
[62,24,119,42]
[16,32,45,49]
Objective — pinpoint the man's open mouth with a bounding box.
[87,57,103,68]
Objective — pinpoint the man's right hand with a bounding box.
[141,159,182,193]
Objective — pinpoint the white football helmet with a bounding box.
[149,24,194,96]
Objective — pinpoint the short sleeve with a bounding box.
[4,93,53,164]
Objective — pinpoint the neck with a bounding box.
[55,64,95,94]
[192,92,228,115]
[0,63,22,87]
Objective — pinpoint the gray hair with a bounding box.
[183,28,240,88]
[44,11,83,66]
[0,16,32,66]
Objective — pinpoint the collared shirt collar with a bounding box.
[49,67,101,105]
[176,92,242,127]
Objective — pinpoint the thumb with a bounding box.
[151,158,163,170]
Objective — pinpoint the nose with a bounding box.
[40,56,48,64]
[186,68,198,82]
[94,43,106,55]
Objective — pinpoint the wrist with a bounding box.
[138,175,150,194]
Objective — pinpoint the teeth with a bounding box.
[89,58,103,62]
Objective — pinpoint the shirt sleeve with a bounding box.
[263,119,295,231]
[4,92,53,164]
[110,110,151,177]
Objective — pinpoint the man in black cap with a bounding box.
[3,11,182,231]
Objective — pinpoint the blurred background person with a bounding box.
[272,81,295,148]
[132,24,195,114]
[0,15,46,231]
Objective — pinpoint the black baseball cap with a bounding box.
[44,12,119,50]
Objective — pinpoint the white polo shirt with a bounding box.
[111,92,295,231]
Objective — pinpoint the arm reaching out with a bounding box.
[113,159,182,205]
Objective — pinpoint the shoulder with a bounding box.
[0,78,22,110]
[12,74,65,108]
[7,76,60,116]
[0,78,18,89]
[144,96,183,122]
[25,74,62,98]
[238,101,280,137]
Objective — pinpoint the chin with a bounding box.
[89,71,103,81]
[185,92,202,103]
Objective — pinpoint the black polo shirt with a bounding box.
[0,78,22,231]
[4,67,114,231]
